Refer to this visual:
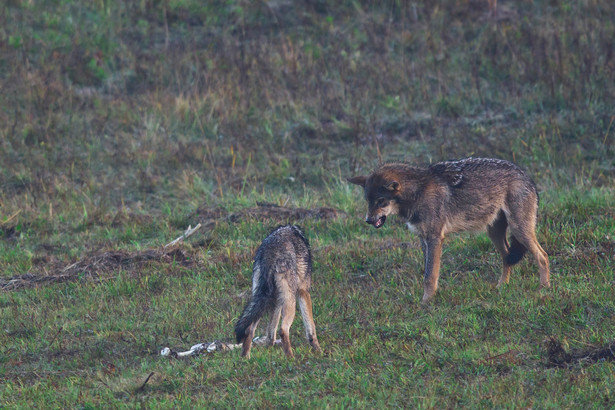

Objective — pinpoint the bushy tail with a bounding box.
[235,295,269,343]
[506,235,527,265]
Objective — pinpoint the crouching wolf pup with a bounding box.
[235,225,322,359]
[348,157,550,303]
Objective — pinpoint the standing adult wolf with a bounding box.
[348,157,550,303]
[235,225,322,358]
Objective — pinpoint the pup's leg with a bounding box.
[266,305,282,346]
[298,289,322,353]
[421,236,443,303]
[487,211,512,287]
[279,296,297,358]
[241,319,260,359]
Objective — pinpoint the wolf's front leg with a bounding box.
[421,237,443,303]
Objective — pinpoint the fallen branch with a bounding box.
[164,223,201,248]
[160,336,278,358]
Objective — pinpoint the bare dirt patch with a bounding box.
[545,337,615,367]
[1,248,193,291]
[0,225,19,240]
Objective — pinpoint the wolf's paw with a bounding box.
[496,280,508,289]
[421,293,435,304]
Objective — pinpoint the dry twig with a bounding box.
[164,223,202,248]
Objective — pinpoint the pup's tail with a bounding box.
[505,235,527,265]
[235,295,269,343]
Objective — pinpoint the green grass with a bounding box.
[1,0,615,407]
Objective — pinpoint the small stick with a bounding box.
[164,223,202,248]
[478,349,519,364]
[137,372,155,392]
[62,262,79,272]
[1,209,22,226]
[603,115,614,145]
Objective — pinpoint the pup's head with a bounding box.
[347,173,401,229]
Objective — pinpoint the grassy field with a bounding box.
[1,0,614,407]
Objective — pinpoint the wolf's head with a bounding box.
[347,172,402,229]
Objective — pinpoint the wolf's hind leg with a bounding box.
[298,289,322,353]
[508,222,550,288]
[279,296,297,358]
[241,319,260,359]
[521,232,550,288]
[266,305,282,346]
[487,211,512,287]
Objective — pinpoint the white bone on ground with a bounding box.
[160,336,283,357]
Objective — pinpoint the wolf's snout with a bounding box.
[366,215,386,228]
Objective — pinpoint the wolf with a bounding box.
[348,157,550,303]
[235,225,322,358]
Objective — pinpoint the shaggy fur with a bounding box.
[349,157,550,303]
[235,225,321,358]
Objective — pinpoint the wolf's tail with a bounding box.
[506,236,527,265]
[235,294,269,343]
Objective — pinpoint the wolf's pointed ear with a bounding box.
[385,181,400,191]
[347,175,367,187]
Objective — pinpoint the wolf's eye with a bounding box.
[376,198,387,208]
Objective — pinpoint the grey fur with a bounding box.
[349,157,550,303]
[235,225,321,358]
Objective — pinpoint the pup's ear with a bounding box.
[385,181,400,191]
[347,175,367,187]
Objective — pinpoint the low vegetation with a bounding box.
[1,0,614,407]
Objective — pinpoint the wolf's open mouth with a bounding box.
[373,215,386,228]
